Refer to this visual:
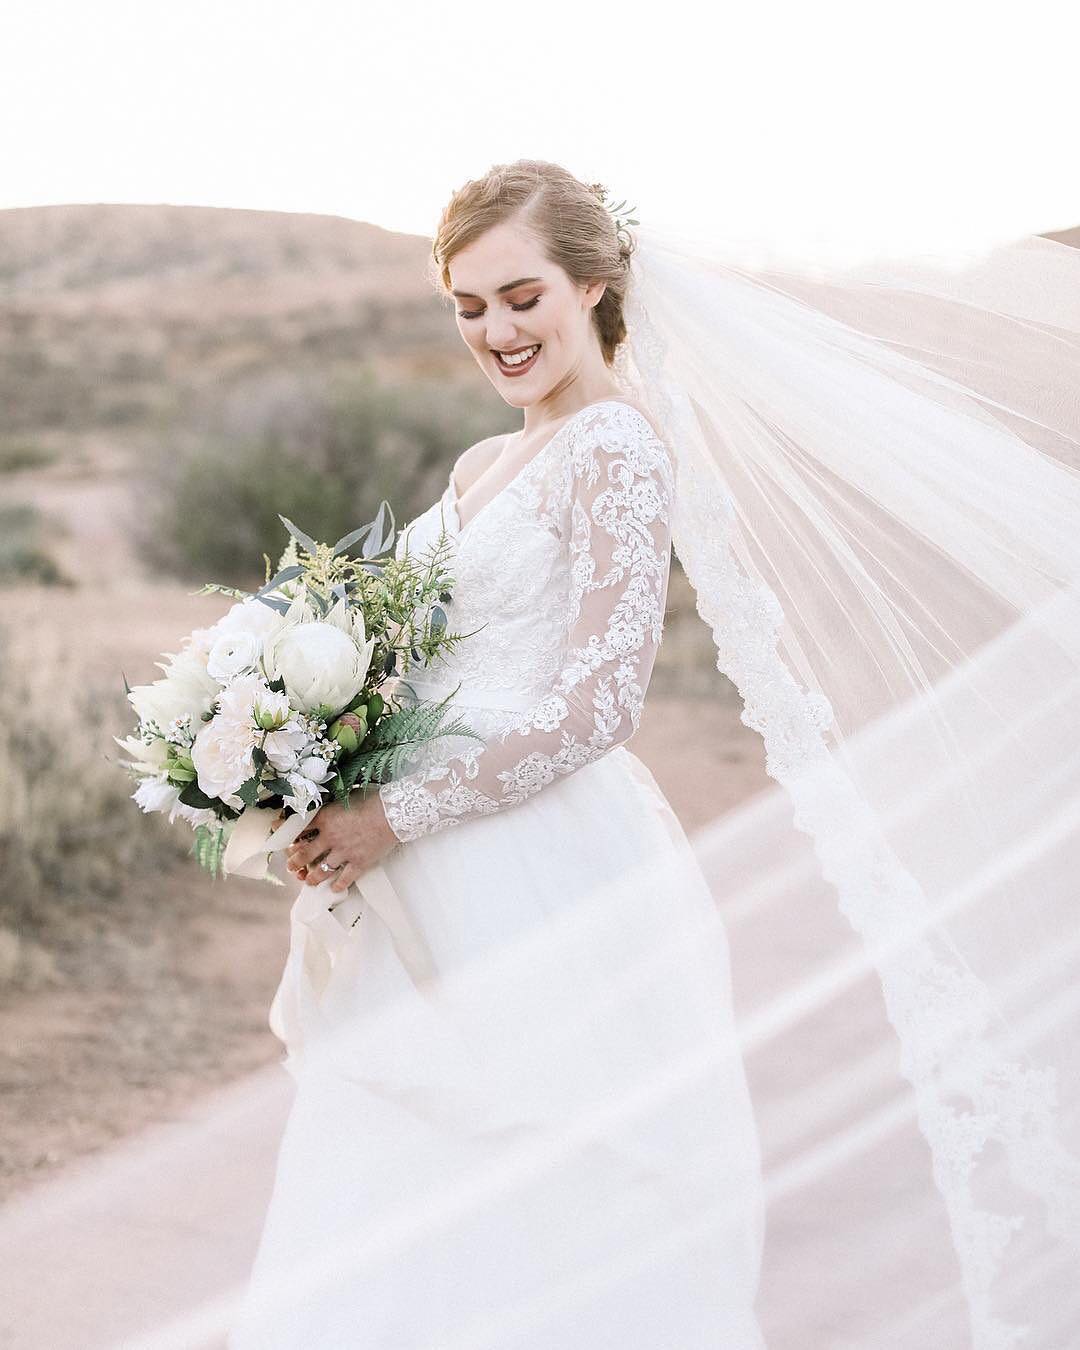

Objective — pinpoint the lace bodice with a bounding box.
[376,399,675,843]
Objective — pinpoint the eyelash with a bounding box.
[457,297,540,320]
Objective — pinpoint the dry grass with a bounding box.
[0,626,189,988]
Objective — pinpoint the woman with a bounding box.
[230,161,1080,1347]
[228,163,769,1347]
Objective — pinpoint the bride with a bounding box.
[228,160,1080,1347]
[227,162,767,1348]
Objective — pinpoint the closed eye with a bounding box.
[457,297,540,320]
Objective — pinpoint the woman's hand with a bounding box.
[281,793,400,893]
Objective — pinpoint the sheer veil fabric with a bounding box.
[611,223,1080,1347]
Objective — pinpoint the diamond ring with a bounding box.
[320,861,338,873]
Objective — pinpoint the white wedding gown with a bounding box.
[226,399,767,1349]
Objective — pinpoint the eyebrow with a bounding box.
[450,276,543,300]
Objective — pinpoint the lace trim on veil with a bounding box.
[619,288,1080,1350]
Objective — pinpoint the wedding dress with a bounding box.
[226,398,769,1349]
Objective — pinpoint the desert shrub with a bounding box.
[0,629,189,981]
[134,365,513,584]
[0,441,58,473]
[0,504,69,585]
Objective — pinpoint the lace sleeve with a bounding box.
[377,407,675,843]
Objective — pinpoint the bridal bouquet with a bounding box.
[115,507,479,883]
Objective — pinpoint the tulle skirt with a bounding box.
[226,746,766,1349]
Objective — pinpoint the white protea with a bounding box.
[261,591,376,716]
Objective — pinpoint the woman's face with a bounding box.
[446,218,608,408]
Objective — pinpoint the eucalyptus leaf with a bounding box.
[277,514,319,554]
[331,522,375,557]
[430,606,447,634]
[256,595,291,615]
[255,564,304,598]
[361,500,395,559]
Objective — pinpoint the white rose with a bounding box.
[207,630,263,681]
[263,621,369,715]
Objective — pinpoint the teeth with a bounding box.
[497,344,540,367]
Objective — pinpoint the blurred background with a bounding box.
[1,2,1078,1344]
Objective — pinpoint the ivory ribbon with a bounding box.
[222,805,437,1061]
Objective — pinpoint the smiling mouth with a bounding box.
[493,343,542,372]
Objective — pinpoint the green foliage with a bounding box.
[134,366,515,584]
[0,630,190,950]
[0,441,58,474]
[0,504,70,585]
[192,823,228,880]
[331,692,484,798]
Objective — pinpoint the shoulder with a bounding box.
[574,398,668,460]
[570,398,672,485]
[606,397,665,446]
[449,431,511,494]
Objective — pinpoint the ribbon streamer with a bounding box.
[221,803,437,1062]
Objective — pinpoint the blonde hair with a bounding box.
[430,159,634,367]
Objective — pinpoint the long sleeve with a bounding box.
[377,408,675,843]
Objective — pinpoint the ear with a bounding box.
[582,279,607,311]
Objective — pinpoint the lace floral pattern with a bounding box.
[378,401,674,843]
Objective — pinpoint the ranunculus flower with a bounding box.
[207,631,262,681]
[262,594,375,715]
[189,598,285,664]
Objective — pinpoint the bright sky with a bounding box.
[2,0,1077,268]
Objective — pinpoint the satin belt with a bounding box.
[222,804,437,1064]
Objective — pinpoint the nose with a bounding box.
[484,318,521,352]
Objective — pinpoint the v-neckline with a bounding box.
[444,398,639,540]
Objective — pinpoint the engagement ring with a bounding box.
[320,861,338,873]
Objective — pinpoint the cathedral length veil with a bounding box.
[611,221,1080,1347]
